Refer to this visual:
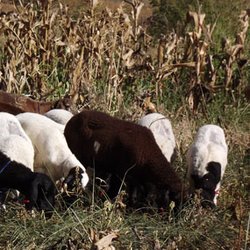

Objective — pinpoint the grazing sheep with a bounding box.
[64,110,185,209]
[0,112,56,214]
[137,112,176,163]
[44,109,73,125]
[186,124,228,207]
[16,112,89,191]
[0,112,34,170]
[0,90,72,115]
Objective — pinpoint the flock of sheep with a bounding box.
[0,108,228,217]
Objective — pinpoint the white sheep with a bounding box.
[137,112,176,163]
[16,112,89,190]
[0,112,34,170]
[186,124,228,206]
[44,109,73,125]
[0,112,56,213]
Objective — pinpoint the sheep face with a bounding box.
[128,183,161,209]
[191,161,221,207]
[63,167,89,191]
[129,183,185,212]
[27,173,56,217]
[128,184,146,208]
[60,167,89,206]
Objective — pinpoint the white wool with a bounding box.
[33,127,85,183]
[138,113,176,163]
[0,112,32,142]
[44,109,73,125]
[0,135,34,170]
[17,112,64,135]
[0,112,34,170]
[16,112,89,187]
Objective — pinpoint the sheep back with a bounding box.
[0,112,34,170]
[137,112,176,163]
[44,109,73,125]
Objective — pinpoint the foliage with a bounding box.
[148,0,250,39]
[149,0,197,37]
[0,0,248,114]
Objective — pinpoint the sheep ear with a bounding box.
[206,162,221,183]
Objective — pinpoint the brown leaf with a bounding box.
[94,232,118,250]
[143,97,156,113]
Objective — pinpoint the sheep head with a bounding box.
[27,173,57,218]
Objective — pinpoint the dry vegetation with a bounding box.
[0,0,248,112]
[0,0,249,249]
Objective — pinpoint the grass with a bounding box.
[0,96,249,249]
[0,1,249,249]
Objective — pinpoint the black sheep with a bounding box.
[64,110,185,209]
[0,151,56,214]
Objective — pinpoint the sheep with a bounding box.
[0,112,56,214]
[186,124,228,207]
[0,112,34,170]
[137,112,176,163]
[64,110,185,209]
[0,90,72,115]
[44,109,73,125]
[16,112,89,192]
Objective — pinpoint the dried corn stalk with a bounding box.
[0,1,248,113]
[223,10,249,90]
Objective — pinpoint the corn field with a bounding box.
[0,0,249,114]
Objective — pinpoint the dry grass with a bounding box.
[0,0,248,112]
[0,1,249,249]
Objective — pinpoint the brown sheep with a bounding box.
[64,110,185,209]
[0,90,72,115]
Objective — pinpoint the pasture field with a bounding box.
[0,101,249,249]
[0,1,249,249]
